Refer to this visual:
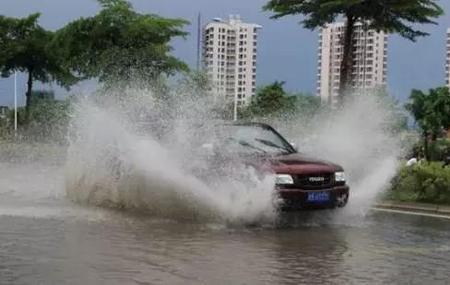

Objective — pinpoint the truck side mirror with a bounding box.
[289,142,298,151]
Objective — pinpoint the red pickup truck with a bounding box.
[211,122,350,210]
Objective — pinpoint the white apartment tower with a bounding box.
[317,22,388,105]
[203,16,262,107]
[446,28,450,88]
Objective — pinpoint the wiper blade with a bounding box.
[228,137,267,154]
[254,138,290,153]
[238,140,267,154]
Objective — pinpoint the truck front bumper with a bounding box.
[277,185,350,211]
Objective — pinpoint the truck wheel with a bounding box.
[335,194,348,208]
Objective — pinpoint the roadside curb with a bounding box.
[374,201,450,217]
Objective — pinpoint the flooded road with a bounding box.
[1,163,450,285]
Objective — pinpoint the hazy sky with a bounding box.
[0,0,449,106]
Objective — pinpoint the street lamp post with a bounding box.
[233,93,238,121]
[14,71,17,136]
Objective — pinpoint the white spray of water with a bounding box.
[278,92,410,221]
[65,84,411,225]
[65,88,278,225]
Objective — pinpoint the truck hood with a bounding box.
[268,152,343,175]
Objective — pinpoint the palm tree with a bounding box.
[264,0,443,104]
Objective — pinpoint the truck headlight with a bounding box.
[335,171,346,182]
[275,174,294,185]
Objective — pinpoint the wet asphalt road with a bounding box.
[1,163,450,285]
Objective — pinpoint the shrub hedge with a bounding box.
[388,162,450,204]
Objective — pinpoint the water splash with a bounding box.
[276,92,410,222]
[65,83,410,226]
[65,88,278,225]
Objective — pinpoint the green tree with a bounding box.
[0,14,76,113]
[264,0,443,104]
[53,0,189,88]
[244,81,297,118]
[0,95,71,142]
[177,70,212,97]
[291,91,322,118]
[406,87,450,160]
[242,81,322,120]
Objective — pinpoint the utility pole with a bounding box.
[233,95,238,121]
[14,71,17,136]
[196,13,202,71]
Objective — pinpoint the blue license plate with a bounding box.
[307,191,330,203]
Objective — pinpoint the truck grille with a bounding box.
[295,174,333,189]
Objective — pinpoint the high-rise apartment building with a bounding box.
[317,22,388,106]
[202,15,262,107]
